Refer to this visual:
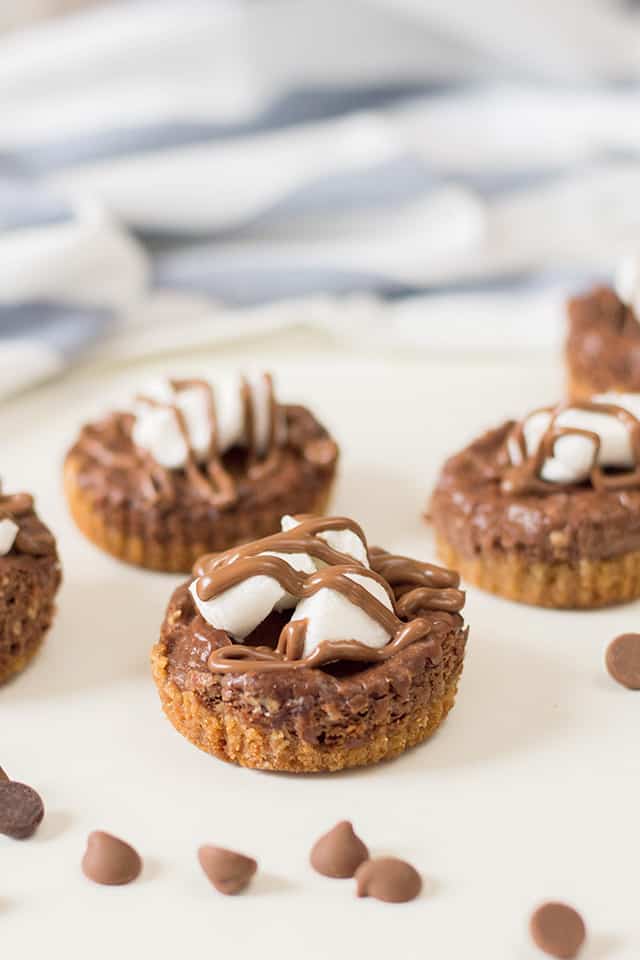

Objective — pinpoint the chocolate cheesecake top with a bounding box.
[431,415,640,564]
[567,286,640,393]
[66,373,338,516]
[189,515,465,674]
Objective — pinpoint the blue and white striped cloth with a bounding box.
[2,0,640,396]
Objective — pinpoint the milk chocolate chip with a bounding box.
[606,633,640,690]
[198,845,257,895]
[82,831,142,885]
[310,821,369,878]
[0,781,44,839]
[530,902,586,958]
[355,857,422,903]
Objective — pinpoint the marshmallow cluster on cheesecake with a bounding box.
[431,394,640,608]
[151,515,468,773]
[64,373,338,573]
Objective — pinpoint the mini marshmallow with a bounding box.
[132,405,188,470]
[190,550,316,640]
[289,570,393,659]
[175,385,213,461]
[245,373,272,456]
[510,396,640,485]
[0,518,18,556]
[281,515,369,567]
[132,375,275,470]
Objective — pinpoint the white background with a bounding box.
[0,331,638,959]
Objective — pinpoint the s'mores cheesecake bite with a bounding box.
[566,256,640,400]
[431,394,640,608]
[64,374,338,572]
[151,515,468,773]
[0,486,61,684]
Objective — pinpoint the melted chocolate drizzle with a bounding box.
[79,374,283,506]
[192,516,465,673]
[502,400,640,495]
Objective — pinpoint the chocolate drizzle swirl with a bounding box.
[502,400,640,495]
[192,516,465,673]
[79,374,283,506]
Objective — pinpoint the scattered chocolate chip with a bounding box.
[0,766,8,782]
[82,831,142,885]
[606,633,640,690]
[355,857,422,903]
[0,781,44,839]
[530,902,586,959]
[310,821,369,878]
[198,845,257,895]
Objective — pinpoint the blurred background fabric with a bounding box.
[2,0,640,396]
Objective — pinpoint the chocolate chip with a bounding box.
[355,857,422,903]
[0,781,44,839]
[530,902,586,958]
[81,831,142,885]
[310,821,369,878]
[606,633,640,690]
[0,766,8,782]
[198,845,257,895]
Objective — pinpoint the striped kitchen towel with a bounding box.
[1,0,639,395]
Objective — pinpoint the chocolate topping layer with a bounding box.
[66,403,337,539]
[193,516,464,672]
[431,422,640,564]
[566,286,640,393]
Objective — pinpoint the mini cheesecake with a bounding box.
[431,394,640,608]
[0,488,61,684]
[64,374,338,573]
[566,258,640,400]
[152,515,468,773]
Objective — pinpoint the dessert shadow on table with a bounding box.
[262,612,570,780]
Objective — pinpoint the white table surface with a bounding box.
[0,332,637,960]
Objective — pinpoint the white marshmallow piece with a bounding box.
[289,570,393,659]
[132,374,277,469]
[615,254,640,316]
[174,385,212,461]
[511,396,640,485]
[0,518,19,556]
[245,373,272,456]
[215,376,246,452]
[280,515,369,567]
[190,550,315,640]
[132,404,188,469]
